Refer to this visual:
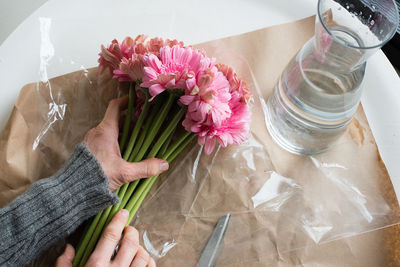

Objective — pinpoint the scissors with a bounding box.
[198,213,231,267]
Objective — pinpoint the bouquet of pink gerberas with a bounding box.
[73,35,251,266]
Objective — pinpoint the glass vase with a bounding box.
[266,0,399,155]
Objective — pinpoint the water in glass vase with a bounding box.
[266,30,366,155]
[266,0,398,155]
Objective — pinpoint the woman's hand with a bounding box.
[83,96,169,191]
[55,210,156,267]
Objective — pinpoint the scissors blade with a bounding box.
[198,213,231,267]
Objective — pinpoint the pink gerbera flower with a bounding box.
[98,39,123,73]
[140,45,209,98]
[113,54,145,82]
[98,35,252,156]
[216,64,252,104]
[98,37,137,73]
[146,37,165,57]
[182,64,252,154]
[183,92,251,155]
[180,68,231,126]
[112,37,186,83]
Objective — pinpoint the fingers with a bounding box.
[101,96,129,132]
[91,209,129,262]
[55,244,75,267]
[113,226,140,265]
[130,246,150,267]
[148,257,156,267]
[87,209,155,267]
[118,158,169,183]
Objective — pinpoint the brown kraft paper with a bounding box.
[0,16,399,266]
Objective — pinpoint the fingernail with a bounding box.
[120,209,129,217]
[65,244,75,259]
[160,161,169,171]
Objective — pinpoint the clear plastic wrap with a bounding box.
[0,17,399,267]
[131,43,400,266]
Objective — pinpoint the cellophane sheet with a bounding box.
[0,17,399,266]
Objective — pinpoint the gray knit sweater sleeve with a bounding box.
[0,143,119,266]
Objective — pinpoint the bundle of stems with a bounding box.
[73,85,194,267]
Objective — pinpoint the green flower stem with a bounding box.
[104,180,139,227]
[98,187,120,231]
[76,93,180,267]
[133,93,176,162]
[74,219,91,252]
[126,133,195,224]
[78,205,113,267]
[73,187,121,267]
[119,83,135,152]
[128,99,162,162]
[162,131,191,159]
[111,183,129,212]
[158,127,175,159]
[76,132,194,267]
[108,93,177,225]
[74,87,150,266]
[72,211,103,267]
[109,105,184,226]
[104,100,164,227]
[114,90,151,220]
[100,95,179,234]
[126,177,157,224]
[146,107,186,158]
[164,131,195,159]
[166,133,195,161]
[126,132,194,220]
[122,90,150,161]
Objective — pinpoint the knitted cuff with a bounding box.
[0,143,119,266]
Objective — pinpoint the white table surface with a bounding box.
[0,0,400,199]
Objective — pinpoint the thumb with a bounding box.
[118,158,169,183]
[55,244,75,267]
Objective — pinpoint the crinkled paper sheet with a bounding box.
[0,16,399,266]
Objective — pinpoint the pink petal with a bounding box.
[198,136,206,145]
[165,78,176,89]
[149,84,166,97]
[143,54,162,72]
[191,124,202,132]
[145,66,159,79]
[179,95,195,105]
[204,137,216,155]
[185,77,196,90]
[197,102,210,121]
[175,78,186,89]
[161,46,172,64]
